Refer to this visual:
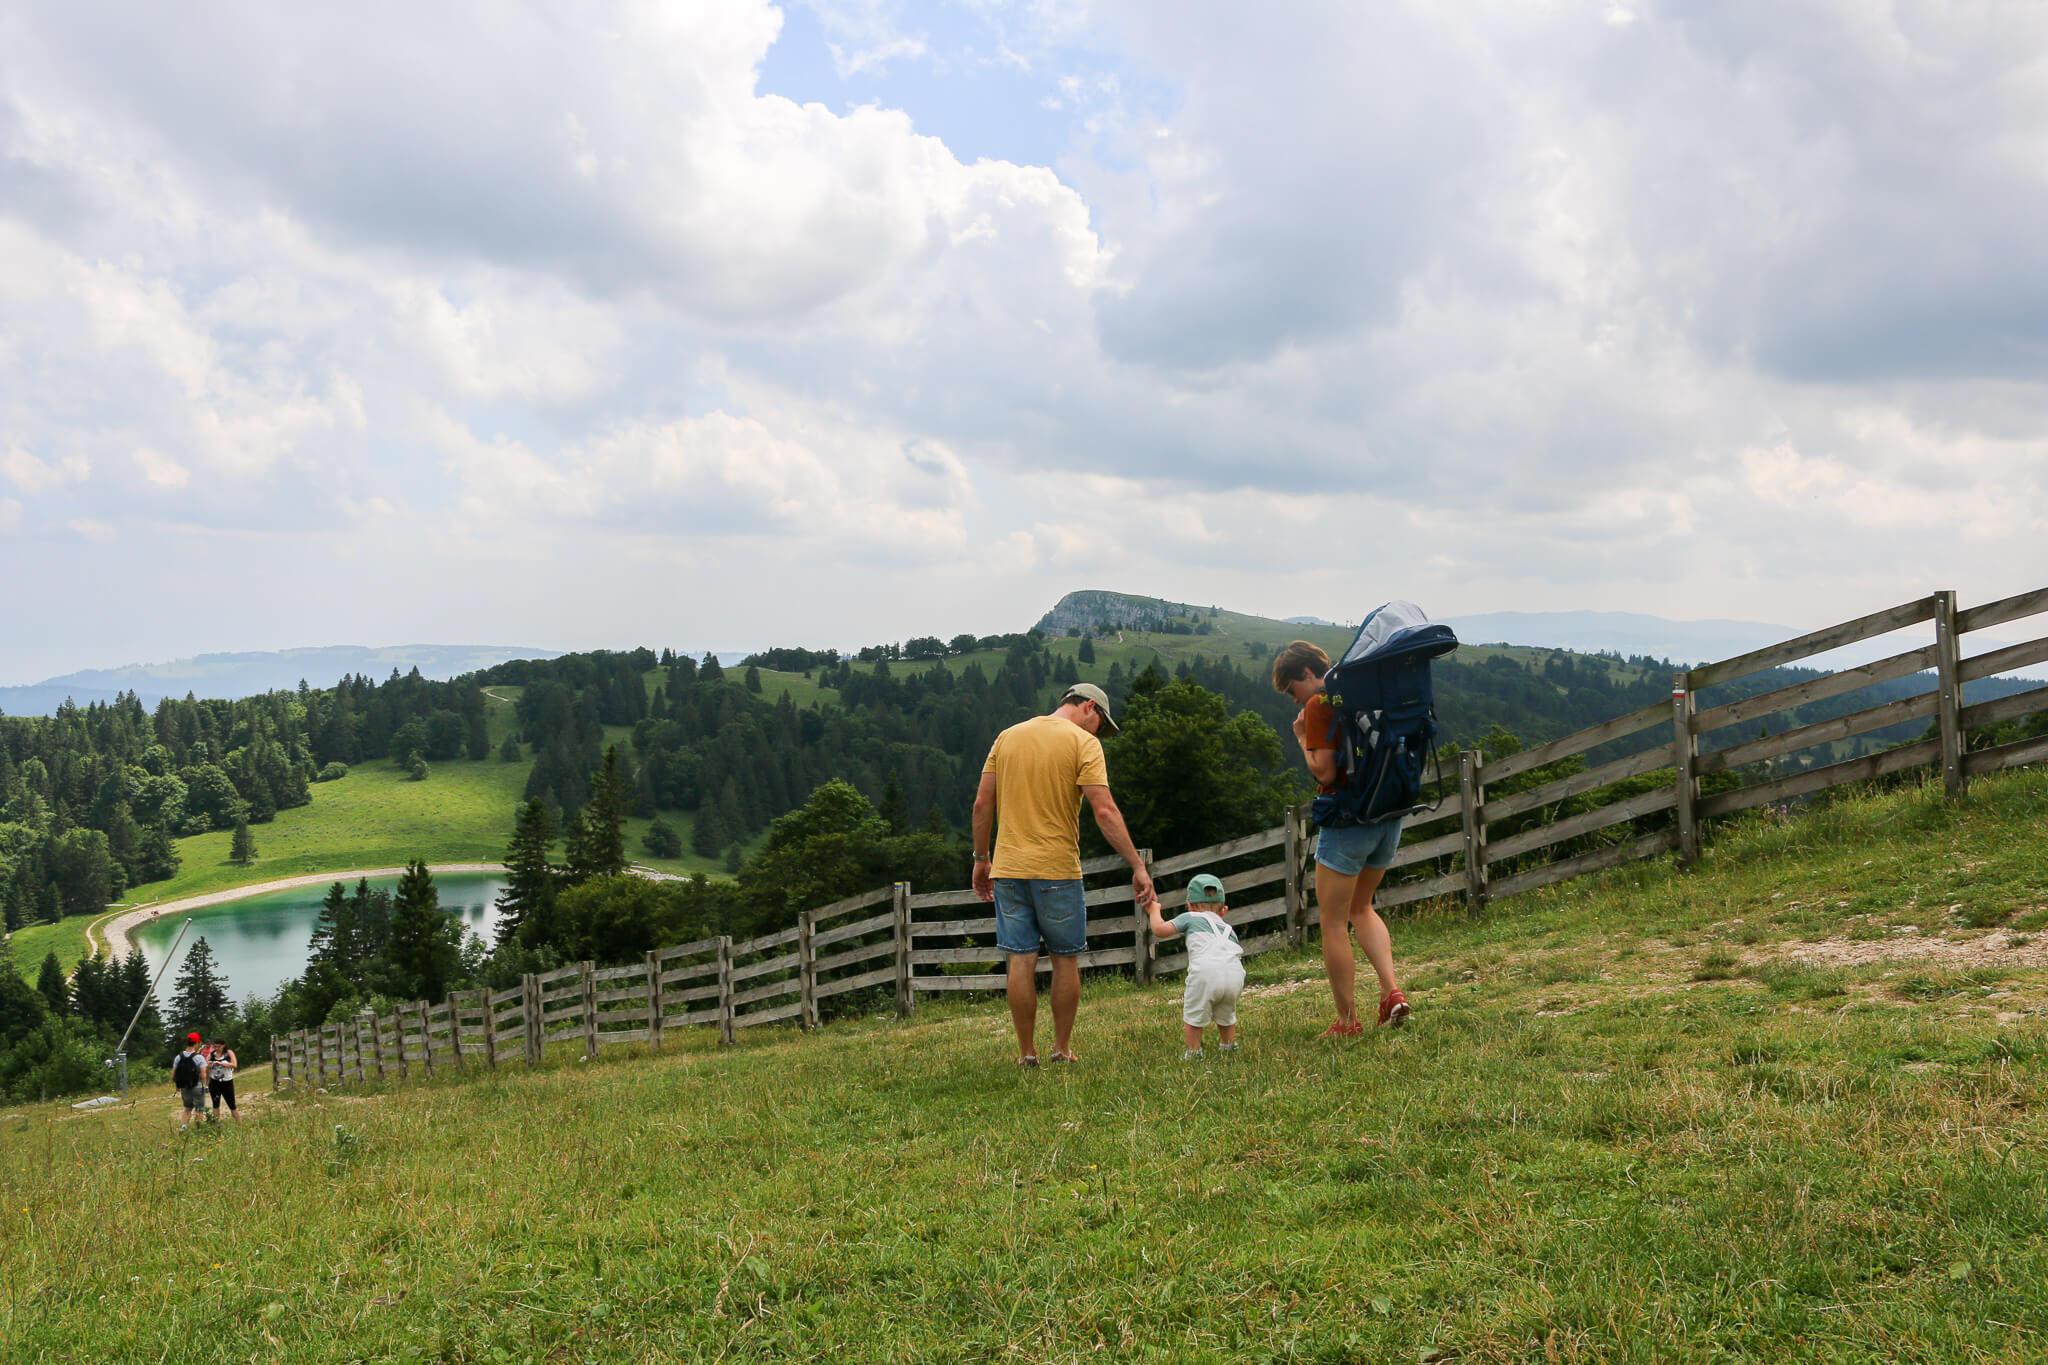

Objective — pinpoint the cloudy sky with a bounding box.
[4,0,2046,682]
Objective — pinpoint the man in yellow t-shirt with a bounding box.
[971,683,1155,1066]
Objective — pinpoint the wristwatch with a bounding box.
[973,852,992,862]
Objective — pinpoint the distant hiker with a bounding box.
[173,1033,208,1130]
[1146,873,1244,1060]
[973,682,1156,1066]
[1275,641,1411,1034]
[206,1039,240,1123]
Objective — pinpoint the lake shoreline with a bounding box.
[99,864,509,961]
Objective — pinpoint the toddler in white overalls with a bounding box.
[1147,873,1246,1059]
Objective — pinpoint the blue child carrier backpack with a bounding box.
[1308,601,1459,830]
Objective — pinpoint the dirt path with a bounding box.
[96,864,509,960]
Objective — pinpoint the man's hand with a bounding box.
[973,860,995,902]
[1131,863,1155,912]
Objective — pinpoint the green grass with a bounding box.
[5,768,2047,1361]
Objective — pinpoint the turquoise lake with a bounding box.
[131,872,511,1005]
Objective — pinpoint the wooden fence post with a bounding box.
[1284,804,1306,948]
[645,951,664,1053]
[1133,849,1156,986]
[1934,589,1966,797]
[1459,751,1488,917]
[716,937,736,1046]
[368,1008,384,1081]
[315,1026,328,1088]
[415,1001,434,1079]
[798,911,819,1031]
[522,974,542,1067]
[269,1035,281,1093]
[580,961,599,1060]
[299,1030,312,1087]
[480,991,498,1070]
[1671,676,1700,865]
[892,882,913,1019]
[390,1011,408,1081]
[352,1016,367,1084]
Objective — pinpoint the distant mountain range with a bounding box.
[0,645,563,715]
[1439,610,1799,666]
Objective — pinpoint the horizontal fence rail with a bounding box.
[276,583,2048,1094]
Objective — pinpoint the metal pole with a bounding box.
[106,916,193,1097]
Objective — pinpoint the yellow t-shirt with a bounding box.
[983,714,1109,879]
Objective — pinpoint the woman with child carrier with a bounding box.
[1273,640,1412,1035]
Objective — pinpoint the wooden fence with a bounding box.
[274,583,2048,1093]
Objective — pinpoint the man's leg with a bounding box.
[1315,862,1361,1027]
[1349,866,1398,995]
[1006,951,1040,1060]
[1048,955,1081,1057]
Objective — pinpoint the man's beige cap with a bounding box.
[1062,682,1120,737]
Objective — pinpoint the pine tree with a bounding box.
[70,952,116,1029]
[167,936,231,1041]
[35,951,68,1016]
[383,860,463,1002]
[138,823,181,883]
[230,818,256,865]
[700,652,725,683]
[744,665,763,693]
[1078,636,1096,664]
[118,947,165,1048]
[307,881,348,967]
[499,735,522,763]
[642,817,682,859]
[565,746,628,883]
[496,799,559,948]
[406,749,430,781]
[879,772,910,835]
[690,802,728,858]
[104,802,145,883]
[723,843,744,874]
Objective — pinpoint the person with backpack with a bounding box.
[172,1033,209,1129]
[1275,639,1413,1034]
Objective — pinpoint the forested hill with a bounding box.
[5,593,2042,941]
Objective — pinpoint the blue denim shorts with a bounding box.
[1314,817,1405,876]
[992,878,1089,957]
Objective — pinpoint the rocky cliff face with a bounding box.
[1035,590,1212,636]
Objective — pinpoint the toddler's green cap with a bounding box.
[1186,874,1226,904]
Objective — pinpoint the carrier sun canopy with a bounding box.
[1336,601,1459,670]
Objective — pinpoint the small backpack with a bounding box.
[172,1051,202,1088]
[1309,601,1459,829]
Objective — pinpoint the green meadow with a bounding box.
[5,768,2044,1363]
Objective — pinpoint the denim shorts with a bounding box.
[993,878,1089,957]
[1314,816,1405,876]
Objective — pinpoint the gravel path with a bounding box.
[94,864,509,960]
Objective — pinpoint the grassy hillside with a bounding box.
[5,769,2045,1362]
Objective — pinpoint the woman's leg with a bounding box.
[1348,866,1399,996]
[1315,862,1362,1027]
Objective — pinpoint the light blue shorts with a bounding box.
[993,878,1088,957]
[1314,817,1404,876]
